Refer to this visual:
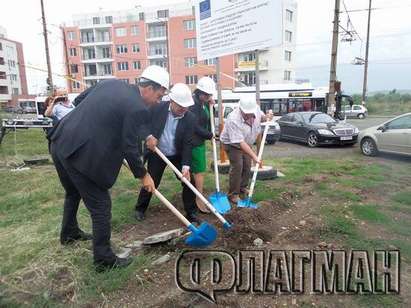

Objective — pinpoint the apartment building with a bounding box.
[62,0,297,93]
[0,26,29,105]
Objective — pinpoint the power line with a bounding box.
[343,4,411,13]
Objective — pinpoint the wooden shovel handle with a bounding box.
[153,189,192,228]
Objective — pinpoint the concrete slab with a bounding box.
[143,228,185,245]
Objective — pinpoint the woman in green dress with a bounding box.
[189,77,216,213]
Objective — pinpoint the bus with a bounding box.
[220,84,353,120]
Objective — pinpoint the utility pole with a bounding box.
[328,0,340,115]
[361,0,372,106]
[40,0,53,94]
[61,26,72,92]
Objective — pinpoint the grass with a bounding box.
[0,130,170,305]
[1,128,411,306]
[350,204,390,224]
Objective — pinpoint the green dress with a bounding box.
[191,104,210,174]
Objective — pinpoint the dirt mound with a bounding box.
[216,200,287,249]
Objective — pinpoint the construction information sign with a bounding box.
[195,0,282,60]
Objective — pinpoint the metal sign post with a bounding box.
[255,50,263,157]
[216,58,228,163]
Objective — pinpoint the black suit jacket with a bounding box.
[145,101,195,166]
[49,79,150,189]
[189,95,213,147]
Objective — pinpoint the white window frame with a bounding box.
[185,75,198,85]
[115,27,127,37]
[105,16,113,24]
[285,30,292,43]
[132,43,140,53]
[284,70,291,81]
[286,9,293,23]
[68,31,76,41]
[116,44,128,54]
[185,57,197,68]
[117,62,129,71]
[284,50,292,61]
[204,58,217,65]
[183,20,195,31]
[131,25,139,36]
[133,61,141,70]
[184,38,196,49]
[69,48,77,57]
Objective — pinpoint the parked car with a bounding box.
[278,112,359,147]
[342,104,368,119]
[359,112,411,157]
[2,106,23,113]
[18,100,37,114]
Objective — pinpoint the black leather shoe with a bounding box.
[61,230,93,245]
[95,256,133,272]
[185,214,201,225]
[135,210,145,221]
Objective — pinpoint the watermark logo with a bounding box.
[175,249,400,303]
[175,250,236,302]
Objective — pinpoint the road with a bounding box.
[347,116,391,131]
[264,116,411,162]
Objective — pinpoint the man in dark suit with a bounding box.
[135,83,199,222]
[48,65,169,271]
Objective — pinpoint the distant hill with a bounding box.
[367,89,411,95]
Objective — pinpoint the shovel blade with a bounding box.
[209,191,231,214]
[237,197,258,209]
[185,222,217,247]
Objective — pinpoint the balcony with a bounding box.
[83,74,114,80]
[79,38,112,47]
[78,23,112,30]
[234,60,269,72]
[82,57,113,64]
[0,78,9,86]
[146,35,167,42]
[147,53,167,60]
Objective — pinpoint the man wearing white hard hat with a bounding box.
[220,95,273,204]
[48,65,169,271]
[189,76,216,213]
[135,83,199,223]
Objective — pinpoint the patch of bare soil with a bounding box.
[101,167,411,307]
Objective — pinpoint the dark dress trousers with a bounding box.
[49,79,149,263]
[135,101,197,216]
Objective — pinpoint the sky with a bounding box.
[1,0,411,94]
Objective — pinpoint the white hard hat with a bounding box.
[169,83,194,107]
[196,76,216,95]
[141,65,170,90]
[239,95,257,114]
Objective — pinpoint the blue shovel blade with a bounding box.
[185,222,218,247]
[237,197,258,209]
[209,191,231,214]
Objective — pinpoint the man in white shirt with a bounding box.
[220,95,272,203]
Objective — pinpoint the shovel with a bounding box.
[238,121,271,208]
[122,161,217,247]
[154,147,232,230]
[153,189,217,247]
[208,103,231,214]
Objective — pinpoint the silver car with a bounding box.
[342,104,368,119]
[359,113,411,157]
